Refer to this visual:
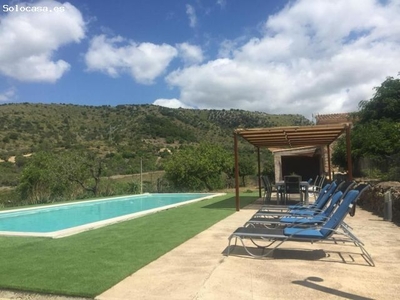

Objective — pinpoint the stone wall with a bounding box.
[357,181,400,224]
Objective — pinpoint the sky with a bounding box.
[1,0,400,119]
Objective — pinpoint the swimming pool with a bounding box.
[0,193,223,238]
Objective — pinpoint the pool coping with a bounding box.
[0,193,225,239]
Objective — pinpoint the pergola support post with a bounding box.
[257,147,261,198]
[345,124,353,181]
[327,144,332,181]
[234,133,240,211]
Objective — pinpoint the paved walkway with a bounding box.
[97,199,400,300]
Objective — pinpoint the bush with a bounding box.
[0,188,19,208]
[0,162,20,187]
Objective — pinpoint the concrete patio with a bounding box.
[96,197,400,300]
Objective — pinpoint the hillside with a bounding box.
[0,103,312,186]
[0,103,311,155]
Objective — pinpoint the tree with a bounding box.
[351,120,400,157]
[18,151,70,203]
[262,150,275,181]
[164,143,233,191]
[59,151,104,196]
[238,155,256,187]
[14,154,29,168]
[18,151,105,204]
[332,137,347,168]
[358,76,400,123]
[332,75,400,179]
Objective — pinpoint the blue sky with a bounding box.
[1,0,400,118]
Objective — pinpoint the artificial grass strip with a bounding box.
[0,193,257,298]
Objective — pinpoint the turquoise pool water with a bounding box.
[0,193,220,238]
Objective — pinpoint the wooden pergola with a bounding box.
[233,123,352,211]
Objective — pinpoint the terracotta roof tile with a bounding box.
[315,113,353,125]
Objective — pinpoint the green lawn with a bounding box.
[0,193,257,298]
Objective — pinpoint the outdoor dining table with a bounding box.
[275,181,309,205]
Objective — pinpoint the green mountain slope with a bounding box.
[0,103,311,155]
[0,103,312,186]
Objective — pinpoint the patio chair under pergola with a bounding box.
[233,123,352,211]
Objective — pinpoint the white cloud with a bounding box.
[218,39,239,58]
[0,87,16,102]
[85,35,177,84]
[186,4,197,28]
[216,0,227,9]
[0,0,85,82]
[167,0,400,116]
[153,98,193,109]
[176,43,204,65]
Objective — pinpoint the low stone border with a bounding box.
[357,181,400,223]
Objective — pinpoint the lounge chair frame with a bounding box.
[226,188,374,266]
[227,225,374,266]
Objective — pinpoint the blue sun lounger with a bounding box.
[249,181,356,226]
[246,190,344,227]
[226,189,374,266]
